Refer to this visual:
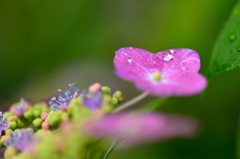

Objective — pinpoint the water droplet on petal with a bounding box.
[129,47,133,49]
[126,57,132,63]
[171,65,175,68]
[162,52,173,61]
[169,49,176,54]
[153,60,156,64]
[180,66,186,71]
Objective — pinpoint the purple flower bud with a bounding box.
[13,98,29,117]
[81,89,103,110]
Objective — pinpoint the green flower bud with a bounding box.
[17,119,25,128]
[61,112,69,122]
[7,115,18,122]
[42,107,49,113]
[45,111,54,122]
[5,129,13,136]
[102,94,112,103]
[101,86,111,94]
[110,97,119,105]
[56,110,63,116]
[23,108,34,121]
[4,146,17,158]
[35,129,45,136]
[14,129,21,133]
[48,115,61,127]
[33,103,43,110]
[33,118,43,129]
[0,135,10,148]
[67,102,80,117]
[113,91,125,103]
[0,140,4,148]
[71,107,90,121]
[33,109,41,118]
[8,121,17,130]
[3,112,14,119]
[70,97,81,105]
[102,105,113,113]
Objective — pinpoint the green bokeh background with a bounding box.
[0,0,238,158]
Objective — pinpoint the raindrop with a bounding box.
[171,65,175,68]
[126,57,132,63]
[162,52,173,61]
[169,49,175,54]
[153,60,156,64]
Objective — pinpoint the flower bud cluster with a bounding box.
[0,83,126,158]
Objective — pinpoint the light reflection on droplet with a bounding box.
[163,52,173,61]
[126,57,132,63]
[169,49,175,54]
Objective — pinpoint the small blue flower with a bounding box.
[49,83,80,111]
[4,129,37,151]
[0,112,10,136]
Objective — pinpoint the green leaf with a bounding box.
[140,98,168,112]
[208,1,240,78]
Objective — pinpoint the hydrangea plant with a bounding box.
[0,47,206,159]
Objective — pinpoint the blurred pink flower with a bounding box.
[114,47,207,96]
[83,112,198,146]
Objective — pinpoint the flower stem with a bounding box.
[113,91,149,113]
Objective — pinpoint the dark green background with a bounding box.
[0,0,238,158]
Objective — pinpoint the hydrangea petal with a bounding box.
[114,47,163,81]
[84,112,197,146]
[135,73,207,96]
[156,48,200,75]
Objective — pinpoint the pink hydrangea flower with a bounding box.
[83,112,197,146]
[114,47,207,96]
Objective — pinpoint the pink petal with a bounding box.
[156,48,200,75]
[84,112,197,146]
[114,47,163,81]
[135,73,207,96]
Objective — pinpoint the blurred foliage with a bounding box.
[208,1,240,78]
[0,0,239,159]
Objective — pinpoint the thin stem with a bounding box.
[113,91,149,113]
